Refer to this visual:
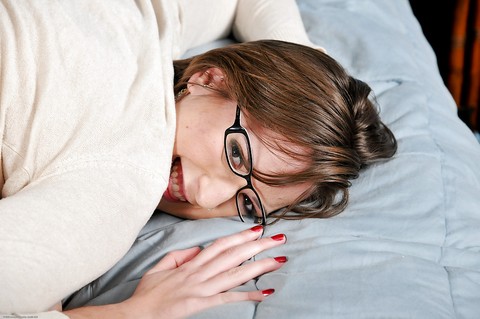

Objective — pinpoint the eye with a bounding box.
[240,193,257,219]
[226,133,251,175]
[236,188,264,224]
[228,139,246,171]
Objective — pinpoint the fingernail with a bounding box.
[262,289,275,297]
[250,225,263,232]
[274,256,288,263]
[271,234,286,242]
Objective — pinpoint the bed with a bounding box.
[63,0,480,317]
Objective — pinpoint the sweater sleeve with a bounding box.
[176,0,238,57]
[175,0,325,58]
[232,0,325,51]
[0,166,164,314]
[0,0,174,315]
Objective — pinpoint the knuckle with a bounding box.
[222,246,237,257]
[173,263,204,283]
[164,251,177,260]
[225,266,243,278]
[185,271,205,284]
[210,237,230,250]
[219,292,236,304]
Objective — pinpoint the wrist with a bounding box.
[63,301,132,319]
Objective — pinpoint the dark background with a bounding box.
[409,0,457,83]
[409,0,479,133]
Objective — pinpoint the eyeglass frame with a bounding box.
[224,106,267,226]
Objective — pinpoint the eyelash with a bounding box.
[239,193,256,218]
[229,140,245,170]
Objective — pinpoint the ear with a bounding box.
[187,67,226,95]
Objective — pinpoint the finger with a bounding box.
[202,256,287,295]
[196,234,287,279]
[194,289,275,313]
[146,246,202,275]
[221,289,275,303]
[190,225,264,267]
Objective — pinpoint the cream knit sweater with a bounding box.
[0,0,317,317]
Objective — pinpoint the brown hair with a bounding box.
[174,40,397,220]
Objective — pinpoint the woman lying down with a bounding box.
[0,0,396,318]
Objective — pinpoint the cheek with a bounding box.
[256,182,312,212]
[181,125,222,155]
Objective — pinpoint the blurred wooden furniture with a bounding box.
[448,0,480,131]
[410,0,479,131]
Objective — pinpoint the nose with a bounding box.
[195,173,246,209]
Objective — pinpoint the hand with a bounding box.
[123,225,287,319]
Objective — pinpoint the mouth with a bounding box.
[163,158,187,202]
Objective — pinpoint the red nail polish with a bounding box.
[271,234,286,241]
[250,225,263,232]
[274,256,288,263]
[262,289,275,297]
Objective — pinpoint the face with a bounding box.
[157,68,311,222]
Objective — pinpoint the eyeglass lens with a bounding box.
[225,133,251,175]
[236,188,264,224]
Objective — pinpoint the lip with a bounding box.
[163,158,188,202]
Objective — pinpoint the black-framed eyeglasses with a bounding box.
[224,106,267,225]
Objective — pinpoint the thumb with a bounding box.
[146,246,202,275]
